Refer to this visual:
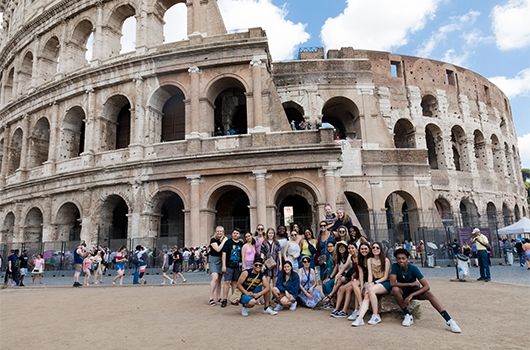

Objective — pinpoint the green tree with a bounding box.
[523,168,530,182]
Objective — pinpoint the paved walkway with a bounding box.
[2,264,528,288]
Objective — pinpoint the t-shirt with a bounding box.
[391,263,424,283]
[8,254,18,269]
[173,251,182,264]
[182,251,191,261]
[19,255,29,268]
[223,239,243,268]
[450,242,460,255]
[241,270,265,290]
[209,237,223,257]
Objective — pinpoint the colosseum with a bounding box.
[0,0,527,255]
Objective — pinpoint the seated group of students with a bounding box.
[233,239,462,334]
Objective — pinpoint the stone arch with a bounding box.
[7,127,23,175]
[502,202,513,226]
[23,207,43,242]
[322,96,361,139]
[421,94,438,117]
[148,85,187,142]
[344,191,371,237]
[459,198,479,228]
[486,202,497,228]
[70,20,94,66]
[384,191,419,243]
[207,185,251,233]
[504,142,513,178]
[41,36,60,81]
[393,118,416,148]
[435,197,453,222]
[490,134,503,174]
[149,191,186,246]
[473,130,487,171]
[20,51,33,89]
[514,204,521,222]
[425,123,444,169]
[522,206,527,218]
[101,94,132,150]
[55,202,82,241]
[28,117,50,168]
[98,194,129,242]
[1,212,15,243]
[282,101,305,129]
[274,181,320,230]
[4,67,14,102]
[451,125,469,171]
[60,106,86,160]
[207,76,248,136]
[105,3,137,56]
[163,1,188,43]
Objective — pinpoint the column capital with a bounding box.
[322,165,337,176]
[186,174,202,184]
[250,59,264,67]
[252,169,267,179]
[85,88,95,94]
[188,66,200,74]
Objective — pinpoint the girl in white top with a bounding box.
[31,254,45,285]
[284,231,301,271]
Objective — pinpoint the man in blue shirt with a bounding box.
[390,248,462,333]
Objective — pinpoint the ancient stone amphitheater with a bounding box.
[0,0,527,252]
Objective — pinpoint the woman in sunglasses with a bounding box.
[272,260,300,311]
[317,220,336,281]
[330,243,363,318]
[334,225,351,244]
[299,228,317,268]
[283,230,301,271]
[298,256,322,309]
[254,225,266,258]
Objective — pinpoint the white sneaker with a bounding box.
[347,309,359,321]
[402,314,414,327]
[368,314,382,325]
[351,317,365,327]
[289,301,297,311]
[447,319,462,333]
[241,306,249,317]
[263,307,278,316]
[273,304,283,312]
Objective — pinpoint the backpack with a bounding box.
[130,252,139,265]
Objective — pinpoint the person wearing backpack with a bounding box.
[4,250,20,287]
[132,245,149,285]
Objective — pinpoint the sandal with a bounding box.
[209,299,216,305]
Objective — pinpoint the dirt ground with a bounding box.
[0,280,528,350]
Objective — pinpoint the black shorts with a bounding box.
[400,286,426,299]
[173,263,182,273]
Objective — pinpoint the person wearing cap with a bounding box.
[390,248,462,333]
[470,228,491,282]
[236,257,277,316]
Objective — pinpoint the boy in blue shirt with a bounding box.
[390,248,462,333]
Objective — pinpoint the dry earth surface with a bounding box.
[1,280,529,350]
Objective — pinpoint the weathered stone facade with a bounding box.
[0,0,527,248]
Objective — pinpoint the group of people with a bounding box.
[206,204,462,333]
[3,249,45,286]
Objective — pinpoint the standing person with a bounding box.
[112,246,128,286]
[284,230,301,271]
[31,253,45,285]
[72,242,86,287]
[299,228,317,268]
[82,252,93,286]
[254,225,266,255]
[220,229,243,308]
[160,249,174,285]
[317,220,336,282]
[502,238,514,266]
[462,242,472,257]
[5,250,20,287]
[523,238,530,270]
[470,228,491,281]
[297,256,322,309]
[132,245,149,285]
[241,232,256,270]
[390,248,462,333]
[276,225,288,252]
[449,239,460,259]
[417,240,425,267]
[272,261,300,311]
[208,226,227,305]
[17,250,30,286]
[261,228,282,286]
[182,248,191,272]
[236,257,277,317]
[514,239,525,267]
[172,246,187,283]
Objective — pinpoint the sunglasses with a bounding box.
[338,230,346,233]
[254,263,263,267]
[372,246,381,250]
[257,228,264,231]
[320,224,327,227]
[302,260,310,263]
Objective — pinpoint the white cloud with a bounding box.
[163,3,187,43]
[518,133,530,168]
[442,48,469,66]
[492,0,530,50]
[321,0,439,51]
[489,68,530,98]
[417,10,480,57]
[218,0,310,60]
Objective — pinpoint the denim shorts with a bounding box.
[240,286,263,305]
[224,267,241,282]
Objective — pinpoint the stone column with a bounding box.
[129,76,145,160]
[136,1,164,51]
[187,66,201,138]
[191,0,201,35]
[91,4,104,63]
[323,166,337,208]
[0,123,11,187]
[187,175,201,246]
[19,117,30,171]
[81,88,96,166]
[42,196,53,241]
[250,59,265,132]
[43,102,59,174]
[253,170,267,226]
[56,19,68,77]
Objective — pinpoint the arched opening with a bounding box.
[385,191,419,243]
[512,145,520,180]
[504,143,513,178]
[459,199,479,228]
[435,197,453,223]
[1,212,15,243]
[473,130,487,171]
[29,117,50,168]
[322,97,360,139]
[211,186,250,233]
[24,207,43,242]
[421,94,438,117]
[163,2,187,43]
[425,124,443,169]
[282,101,305,130]
[102,95,131,150]
[147,85,187,142]
[20,51,33,88]
[4,67,14,101]
[107,4,136,56]
[275,182,318,230]
[514,204,521,222]
[151,191,185,247]
[7,128,23,175]
[393,119,416,148]
[209,78,248,136]
[451,126,469,171]
[56,203,82,241]
[486,202,497,229]
[502,202,512,226]
[41,36,60,81]
[99,195,129,244]
[522,206,527,218]
[491,134,503,174]
[344,192,371,237]
[71,20,94,66]
[60,106,86,159]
